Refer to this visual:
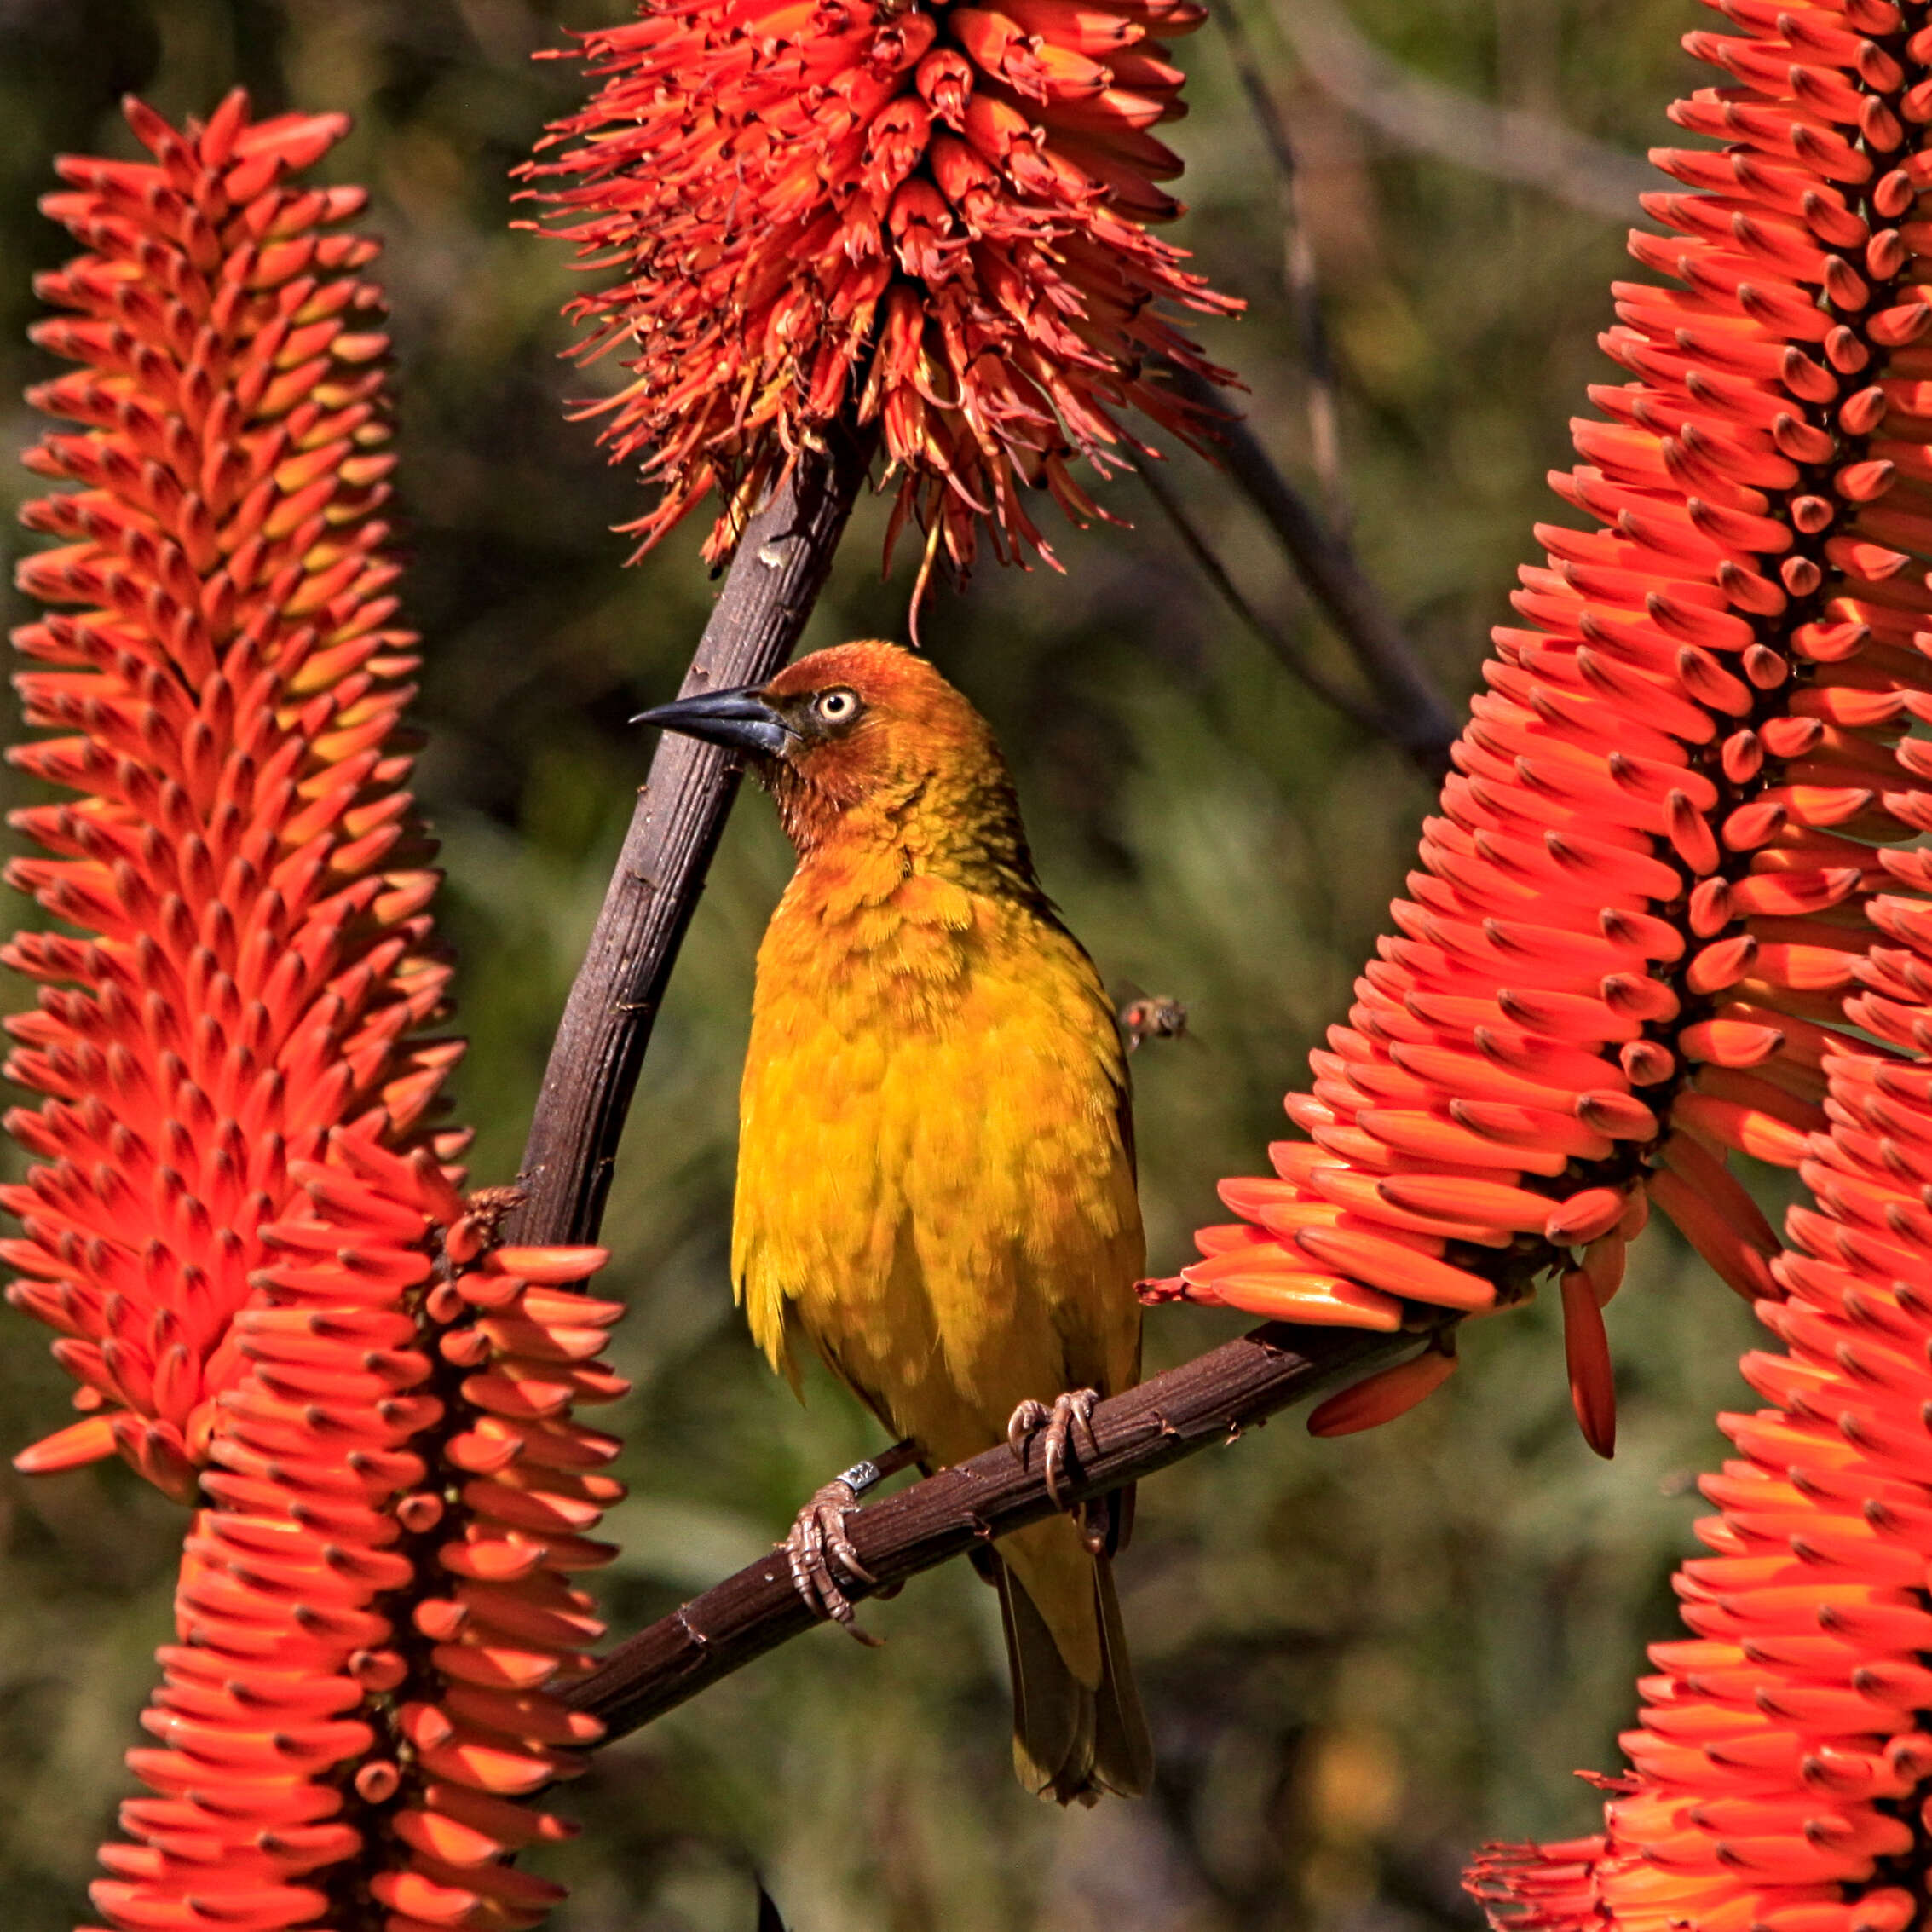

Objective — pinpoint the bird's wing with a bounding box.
[1050,915,1137,1185]
[1023,922,1144,1399]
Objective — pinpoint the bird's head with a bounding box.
[633,642,1020,858]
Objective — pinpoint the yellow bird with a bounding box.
[636,641,1151,1804]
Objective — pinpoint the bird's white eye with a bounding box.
[814,688,861,725]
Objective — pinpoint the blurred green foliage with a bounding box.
[0,3,1774,1929]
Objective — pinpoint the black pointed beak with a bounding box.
[630,684,794,759]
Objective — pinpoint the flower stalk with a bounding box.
[564,1318,1410,1743]
[509,422,874,1249]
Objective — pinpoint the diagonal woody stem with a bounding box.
[1220,3,1350,528]
[510,428,875,1247]
[1160,360,1460,776]
[563,1319,1421,1741]
[1129,447,1410,752]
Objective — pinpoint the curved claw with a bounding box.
[1006,1387,1104,1510]
[784,1479,883,1647]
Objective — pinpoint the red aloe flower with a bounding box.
[9,95,632,1930]
[8,91,450,1500]
[107,1171,622,1932]
[1465,886,1932,1932]
[1150,0,1932,1456]
[518,0,1240,574]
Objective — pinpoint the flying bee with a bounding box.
[1117,991,1189,1054]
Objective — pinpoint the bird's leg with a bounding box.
[1006,1388,1103,1520]
[784,1439,920,1645]
[1076,1496,1111,1559]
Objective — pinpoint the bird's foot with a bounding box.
[1007,1388,1102,1523]
[786,1471,881,1647]
[783,1441,920,1647]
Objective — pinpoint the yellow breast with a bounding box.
[731,841,1143,1459]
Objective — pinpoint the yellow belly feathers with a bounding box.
[732,841,1143,1474]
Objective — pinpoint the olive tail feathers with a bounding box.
[995,1550,1152,1806]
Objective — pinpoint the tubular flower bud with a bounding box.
[1466,887,1932,1932]
[517,0,1240,575]
[4,94,455,1499]
[94,1156,625,1932]
[1148,0,1932,1450]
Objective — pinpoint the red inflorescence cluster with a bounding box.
[107,1162,623,1932]
[1468,882,1932,1932]
[519,0,1240,575]
[1150,0,1932,1457]
[7,92,452,1500]
[7,96,633,1931]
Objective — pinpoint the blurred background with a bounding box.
[0,3,1779,1929]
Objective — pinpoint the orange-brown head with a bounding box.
[636,643,1036,879]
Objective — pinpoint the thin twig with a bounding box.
[1160,360,1459,777]
[510,428,875,1247]
[564,1320,1423,1742]
[1129,447,1400,747]
[1220,3,1349,528]
[1271,0,1652,222]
